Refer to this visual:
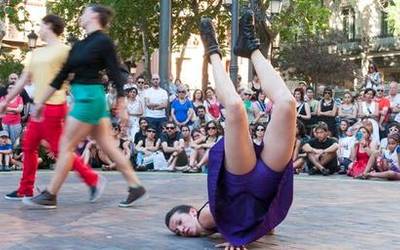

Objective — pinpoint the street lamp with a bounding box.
[268,0,283,19]
[223,0,239,88]
[27,30,38,50]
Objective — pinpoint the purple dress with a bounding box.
[207,138,293,246]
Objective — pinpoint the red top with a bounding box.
[376,97,390,123]
[1,96,23,125]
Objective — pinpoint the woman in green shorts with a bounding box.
[24,4,146,209]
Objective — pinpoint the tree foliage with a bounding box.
[278,31,358,85]
[0,52,24,84]
[387,0,400,36]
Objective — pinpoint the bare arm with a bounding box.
[292,139,300,160]
[323,142,339,153]
[4,71,31,104]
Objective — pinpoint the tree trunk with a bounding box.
[201,56,209,92]
[141,23,151,81]
[176,40,188,80]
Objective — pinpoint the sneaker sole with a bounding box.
[90,175,107,203]
[118,193,149,208]
[22,197,57,209]
[4,195,25,201]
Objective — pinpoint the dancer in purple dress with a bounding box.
[165,11,296,249]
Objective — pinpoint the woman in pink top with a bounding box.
[204,87,221,120]
[1,84,23,146]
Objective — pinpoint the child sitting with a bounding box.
[0,131,13,171]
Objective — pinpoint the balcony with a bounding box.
[336,40,362,55]
[369,36,400,52]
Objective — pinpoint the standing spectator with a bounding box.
[364,63,381,89]
[306,87,319,132]
[192,105,209,130]
[375,85,390,138]
[338,91,357,125]
[303,122,339,175]
[192,89,204,109]
[160,121,187,171]
[359,88,380,143]
[240,88,256,124]
[1,84,23,146]
[135,75,146,97]
[0,130,12,171]
[253,91,270,125]
[347,126,378,178]
[317,87,337,137]
[294,88,311,127]
[387,81,400,122]
[204,87,221,121]
[143,74,169,133]
[123,74,136,90]
[126,87,143,140]
[171,86,194,127]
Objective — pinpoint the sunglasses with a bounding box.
[147,130,156,133]
[377,89,384,92]
[244,93,252,96]
[166,127,175,130]
[178,91,186,93]
[256,128,265,131]
[207,126,216,130]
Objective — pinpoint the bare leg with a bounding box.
[197,149,210,167]
[4,154,10,166]
[319,152,336,166]
[210,54,256,175]
[47,117,93,194]
[307,153,325,171]
[252,50,296,172]
[368,170,400,180]
[363,151,378,175]
[91,118,140,186]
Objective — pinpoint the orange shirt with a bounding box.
[376,97,390,123]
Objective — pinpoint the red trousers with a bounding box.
[17,103,98,196]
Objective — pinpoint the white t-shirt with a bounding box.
[143,87,168,118]
[383,146,400,169]
[388,94,400,109]
[338,136,355,158]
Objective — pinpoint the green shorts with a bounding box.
[69,83,109,125]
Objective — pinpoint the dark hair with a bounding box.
[191,128,201,137]
[388,122,400,131]
[206,120,222,137]
[343,91,354,103]
[126,87,138,94]
[165,205,193,228]
[255,91,265,101]
[42,14,65,36]
[296,120,306,138]
[338,119,349,138]
[253,123,266,137]
[195,105,206,114]
[306,87,314,92]
[293,87,305,101]
[89,4,114,28]
[181,125,190,131]
[364,88,376,97]
[193,89,204,102]
[388,133,400,143]
[139,117,148,125]
[369,63,378,73]
[206,86,215,94]
[136,75,145,81]
[314,121,329,132]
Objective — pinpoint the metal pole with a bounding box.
[230,0,239,88]
[159,0,171,91]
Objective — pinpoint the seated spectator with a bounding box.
[367,133,400,180]
[181,125,193,159]
[380,122,400,150]
[303,122,339,175]
[171,86,194,127]
[253,91,271,126]
[192,105,210,130]
[375,85,390,138]
[118,124,132,160]
[337,120,350,139]
[338,91,358,125]
[358,88,380,142]
[135,126,161,171]
[292,120,309,174]
[82,138,114,170]
[134,118,149,145]
[186,121,222,173]
[0,130,12,171]
[347,126,378,178]
[160,121,188,171]
[338,127,355,174]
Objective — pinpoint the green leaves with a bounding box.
[387,0,400,36]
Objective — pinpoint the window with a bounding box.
[342,8,355,41]
[381,11,393,37]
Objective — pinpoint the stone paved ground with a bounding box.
[0,171,399,250]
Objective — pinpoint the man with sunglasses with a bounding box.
[160,121,188,171]
[375,85,390,138]
[135,75,146,97]
[143,74,169,134]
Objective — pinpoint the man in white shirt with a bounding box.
[143,74,168,133]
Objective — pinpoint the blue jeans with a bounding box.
[2,123,22,146]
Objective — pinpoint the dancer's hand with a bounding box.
[215,242,247,250]
[32,103,44,121]
[0,101,7,114]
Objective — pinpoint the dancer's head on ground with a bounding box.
[80,4,114,31]
[40,14,64,41]
[165,205,207,237]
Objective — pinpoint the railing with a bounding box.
[369,36,400,52]
[336,40,362,55]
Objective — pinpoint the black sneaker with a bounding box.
[89,175,107,203]
[234,9,260,58]
[22,190,57,209]
[308,167,317,175]
[321,168,331,176]
[4,190,31,201]
[338,166,347,175]
[118,186,146,208]
[199,17,222,61]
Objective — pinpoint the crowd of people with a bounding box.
[0,68,400,181]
